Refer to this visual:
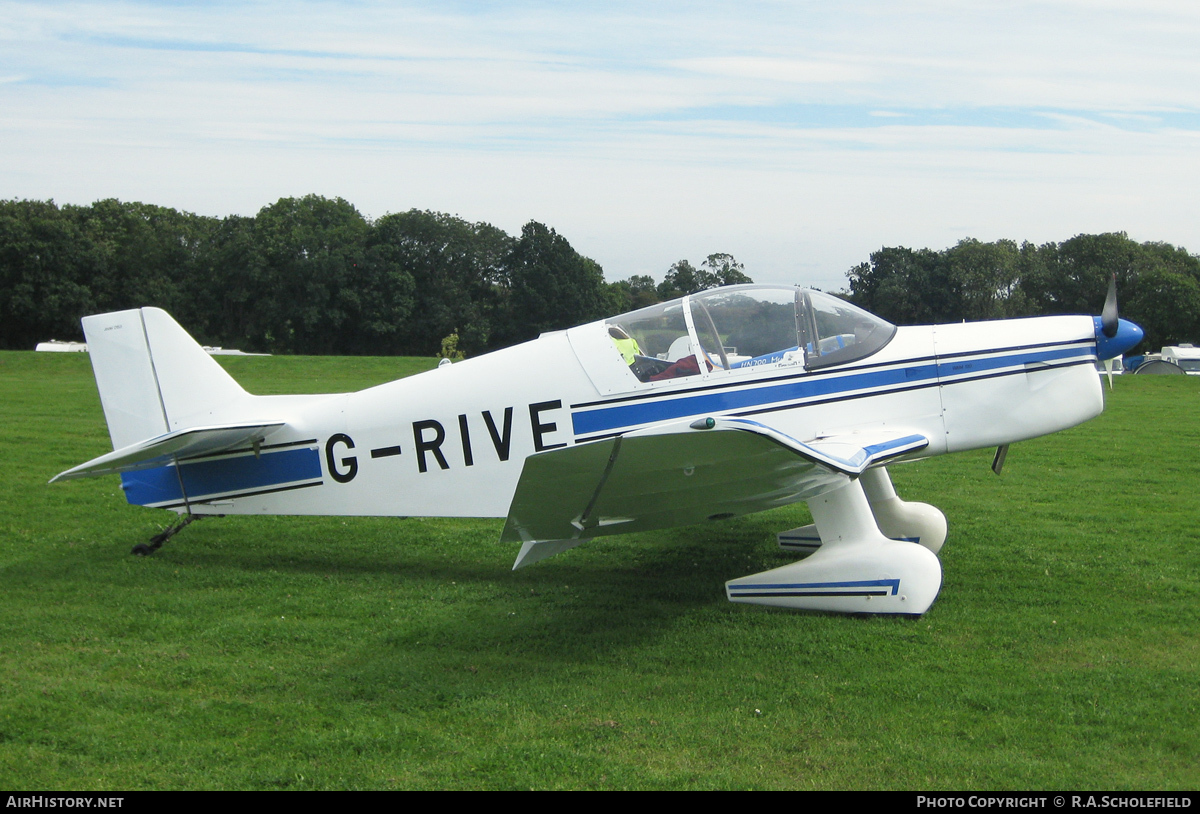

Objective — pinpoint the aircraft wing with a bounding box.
[49,422,287,482]
[501,416,929,568]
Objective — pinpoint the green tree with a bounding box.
[0,199,98,349]
[656,254,752,300]
[702,252,753,287]
[845,232,1200,354]
[496,221,607,347]
[67,199,209,320]
[657,259,703,299]
[942,238,1026,320]
[844,246,948,323]
[371,210,510,356]
[185,214,263,350]
[608,274,659,312]
[1019,233,1140,316]
[354,234,417,356]
[250,195,370,354]
[1122,242,1200,350]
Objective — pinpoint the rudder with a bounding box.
[83,308,248,450]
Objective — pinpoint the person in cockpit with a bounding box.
[608,324,642,364]
[609,323,697,382]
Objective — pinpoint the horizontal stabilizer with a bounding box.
[50,422,286,483]
[501,415,931,565]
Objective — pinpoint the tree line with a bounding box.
[0,196,756,356]
[3,194,1197,356]
[1,196,610,355]
[843,234,1200,353]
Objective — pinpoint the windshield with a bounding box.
[690,286,807,369]
[803,289,897,369]
[603,285,895,384]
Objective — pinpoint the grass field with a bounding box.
[1,351,1197,790]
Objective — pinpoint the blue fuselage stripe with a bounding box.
[572,345,1092,436]
[572,364,936,435]
[121,447,322,506]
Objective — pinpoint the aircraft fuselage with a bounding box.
[117,312,1104,519]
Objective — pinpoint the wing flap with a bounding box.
[49,422,287,482]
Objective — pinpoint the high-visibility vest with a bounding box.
[612,336,641,365]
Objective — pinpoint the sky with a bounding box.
[3,1,1199,291]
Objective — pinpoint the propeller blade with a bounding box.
[1104,356,1115,389]
[1101,273,1119,338]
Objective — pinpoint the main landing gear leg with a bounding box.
[131,514,200,556]
[776,466,947,555]
[858,467,947,554]
[728,477,943,615]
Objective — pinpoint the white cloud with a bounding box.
[2,0,1200,287]
[672,57,871,85]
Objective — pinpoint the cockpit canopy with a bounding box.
[603,285,896,385]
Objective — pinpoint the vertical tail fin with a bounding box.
[83,308,248,450]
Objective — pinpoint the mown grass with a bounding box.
[1,352,1197,790]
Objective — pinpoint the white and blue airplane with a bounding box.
[52,283,1143,615]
